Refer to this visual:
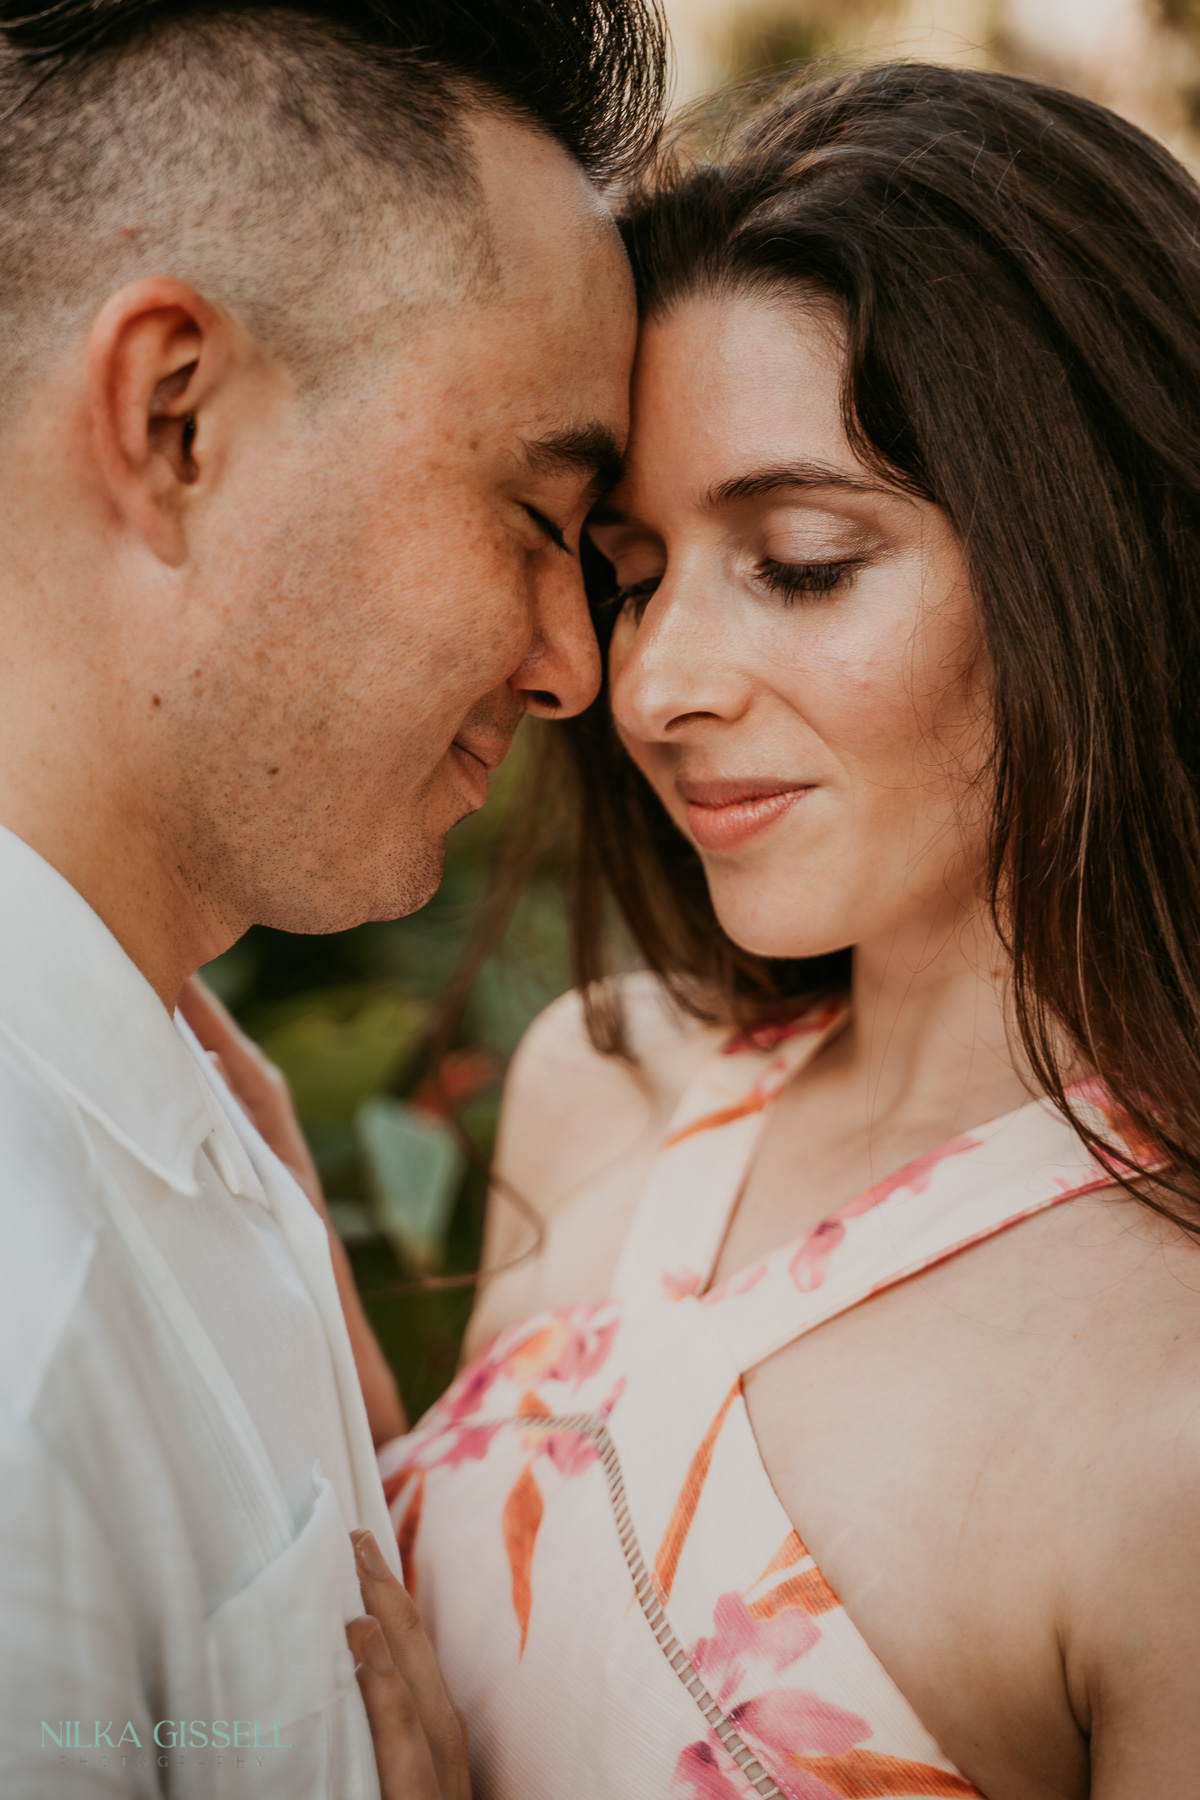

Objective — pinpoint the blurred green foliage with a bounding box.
[203,726,571,1426]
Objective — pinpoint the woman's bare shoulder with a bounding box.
[1051,1195,1200,1792]
[507,972,722,1164]
[463,974,725,1355]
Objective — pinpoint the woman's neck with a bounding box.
[841,896,1036,1135]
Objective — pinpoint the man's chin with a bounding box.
[375,834,448,923]
[255,836,449,935]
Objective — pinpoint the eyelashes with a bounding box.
[755,558,858,602]
[604,559,859,619]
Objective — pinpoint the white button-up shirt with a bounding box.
[0,825,400,1796]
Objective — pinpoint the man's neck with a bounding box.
[0,774,231,1011]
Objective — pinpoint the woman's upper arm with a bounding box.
[1075,1409,1200,1795]
[463,979,720,1360]
[462,988,645,1357]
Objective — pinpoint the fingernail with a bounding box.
[354,1530,388,1580]
[363,1620,392,1675]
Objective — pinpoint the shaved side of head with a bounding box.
[0,16,487,423]
[0,0,668,425]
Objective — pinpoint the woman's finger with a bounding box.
[352,1531,471,1800]
[346,1615,443,1800]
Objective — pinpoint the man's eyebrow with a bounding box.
[708,461,892,506]
[524,424,624,496]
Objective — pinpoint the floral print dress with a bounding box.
[377,998,1135,1800]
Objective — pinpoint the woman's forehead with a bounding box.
[620,292,858,500]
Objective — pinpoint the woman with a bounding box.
[199,62,1200,1800]
[382,63,1200,1798]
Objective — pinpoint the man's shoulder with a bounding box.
[0,1024,100,1199]
[0,1028,103,1414]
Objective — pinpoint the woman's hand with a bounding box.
[348,1530,470,1800]
[179,974,407,1445]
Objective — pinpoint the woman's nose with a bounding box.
[609,577,749,743]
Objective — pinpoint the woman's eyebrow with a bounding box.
[587,459,892,533]
[709,461,890,506]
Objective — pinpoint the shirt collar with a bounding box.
[0,824,215,1195]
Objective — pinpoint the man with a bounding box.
[0,0,664,1792]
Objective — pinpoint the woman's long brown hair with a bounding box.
[548,62,1200,1231]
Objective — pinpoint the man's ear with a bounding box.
[87,277,234,567]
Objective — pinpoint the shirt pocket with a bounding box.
[205,1468,379,1800]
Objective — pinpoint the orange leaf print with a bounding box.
[397,1471,424,1596]
[502,1465,544,1656]
[506,1323,566,1384]
[517,1390,553,1421]
[383,1462,419,1511]
[757,1529,809,1581]
[750,1565,841,1620]
[654,1381,740,1603]
[661,1094,770,1150]
[790,1749,983,1797]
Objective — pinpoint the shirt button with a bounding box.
[335,1646,356,1689]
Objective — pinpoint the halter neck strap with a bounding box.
[612,997,847,1307]
[613,997,1134,1376]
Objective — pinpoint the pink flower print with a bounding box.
[730,1689,866,1759]
[541,1428,598,1479]
[675,1590,871,1800]
[788,1218,847,1294]
[503,1320,569,1384]
[788,1131,984,1293]
[436,1351,505,1425]
[674,1735,851,1800]
[851,1130,983,1211]
[430,1421,503,1472]
[673,1739,753,1800]
[521,1375,626,1479]
[663,1266,702,1301]
[702,1255,769,1305]
[723,998,845,1057]
[692,1592,821,1705]
[502,1304,619,1390]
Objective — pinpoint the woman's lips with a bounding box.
[678,779,814,852]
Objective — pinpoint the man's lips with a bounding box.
[449,736,509,807]
[677,777,814,852]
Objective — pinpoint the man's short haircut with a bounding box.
[0,0,668,418]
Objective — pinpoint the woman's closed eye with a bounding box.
[755,557,860,603]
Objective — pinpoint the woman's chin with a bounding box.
[709,893,855,965]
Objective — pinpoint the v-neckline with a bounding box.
[614,995,1137,1364]
[701,1084,1069,1306]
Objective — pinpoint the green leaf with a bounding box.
[246,983,430,1128]
[357,1095,467,1271]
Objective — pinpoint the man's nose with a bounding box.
[512,562,602,719]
